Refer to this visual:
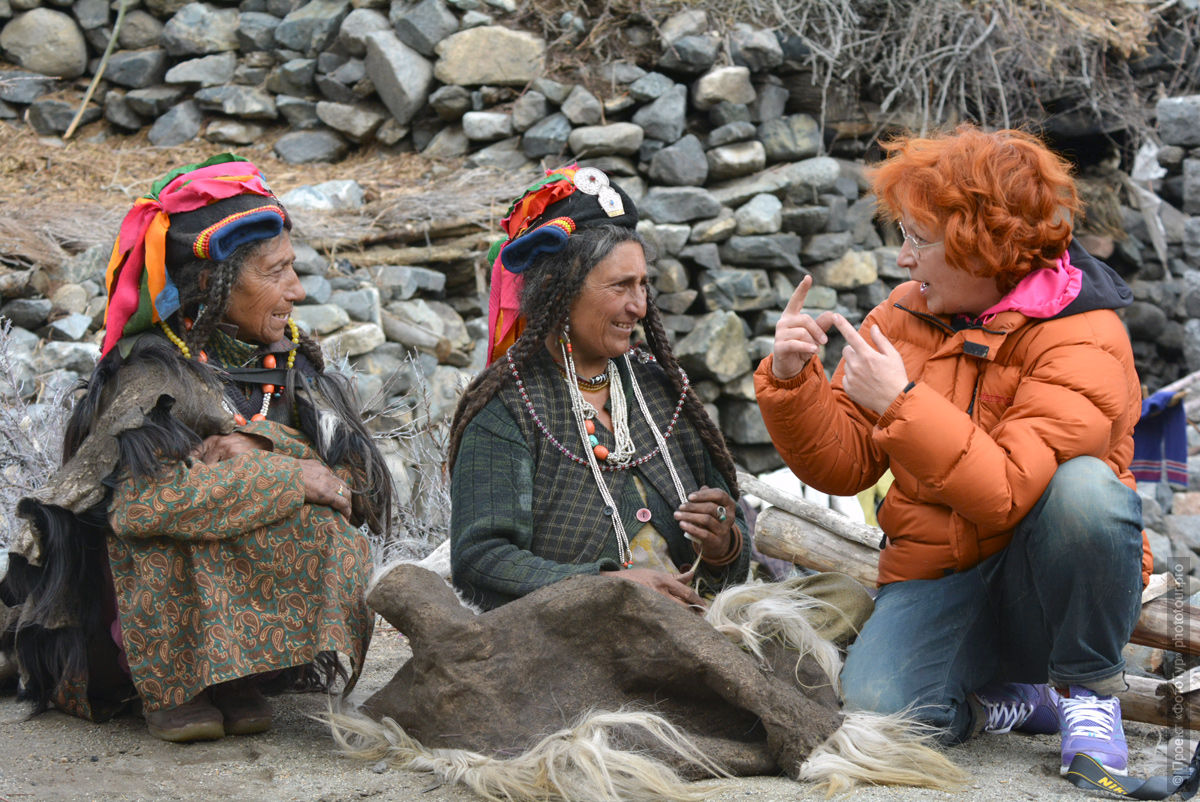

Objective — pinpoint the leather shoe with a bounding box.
[145,693,225,742]
[211,679,273,736]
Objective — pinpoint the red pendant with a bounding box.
[263,354,277,369]
[197,351,208,363]
[233,413,247,426]
[593,444,609,461]
[263,384,275,394]
[251,413,267,422]
[584,419,595,435]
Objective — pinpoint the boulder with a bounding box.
[391,0,456,57]
[675,310,752,382]
[561,85,602,125]
[759,114,821,163]
[640,187,721,224]
[146,100,202,146]
[119,9,164,49]
[461,110,513,141]
[338,8,389,57]
[707,141,767,181]
[273,129,350,163]
[647,134,708,186]
[205,119,266,145]
[700,268,777,312]
[315,100,386,142]
[433,25,544,86]
[1157,95,1200,148]
[0,70,57,104]
[275,0,350,55]
[658,33,719,76]
[730,23,783,72]
[692,66,755,110]
[568,123,643,157]
[364,30,433,125]
[0,8,87,78]
[719,234,801,269]
[161,2,239,56]
[813,250,878,289]
[632,84,686,143]
[28,97,99,135]
[194,85,277,119]
[105,48,169,88]
[165,51,237,86]
[734,193,782,235]
[236,11,279,51]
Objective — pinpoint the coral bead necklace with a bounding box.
[159,317,300,425]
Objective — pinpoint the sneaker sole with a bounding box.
[1060,763,1128,777]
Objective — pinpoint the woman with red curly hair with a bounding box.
[755,125,1147,778]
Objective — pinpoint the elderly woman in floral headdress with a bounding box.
[1,154,391,742]
[446,165,753,610]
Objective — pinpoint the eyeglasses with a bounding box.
[898,221,942,255]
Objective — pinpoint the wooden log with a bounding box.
[1119,674,1200,729]
[1131,596,1200,657]
[307,218,485,251]
[333,233,491,268]
[753,506,879,587]
[737,471,883,550]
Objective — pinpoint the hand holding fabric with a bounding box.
[832,316,909,415]
[772,275,838,379]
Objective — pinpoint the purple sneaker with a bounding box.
[1058,686,1127,776]
[976,682,1060,734]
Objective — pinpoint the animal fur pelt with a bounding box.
[330,565,965,799]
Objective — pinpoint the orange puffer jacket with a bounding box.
[755,244,1152,587]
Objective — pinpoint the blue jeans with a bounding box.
[840,457,1144,744]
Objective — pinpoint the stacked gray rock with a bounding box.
[3,8,1200,483]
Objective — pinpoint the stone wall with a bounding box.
[3,5,1200,512]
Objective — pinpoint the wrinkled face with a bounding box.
[567,241,649,373]
[222,231,303,345]
[897,218,1004,318]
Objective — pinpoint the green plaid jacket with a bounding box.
[450,348,749,610]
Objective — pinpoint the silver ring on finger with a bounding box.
[716,505,727,523]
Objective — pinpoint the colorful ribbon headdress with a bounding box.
[485,165,638,363]
[101,153,285,356]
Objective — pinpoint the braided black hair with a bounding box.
[447,226,739,497]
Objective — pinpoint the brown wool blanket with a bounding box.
[363,565,844,778]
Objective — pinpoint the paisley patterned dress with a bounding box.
[104,421,372,713]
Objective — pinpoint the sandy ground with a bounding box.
[0,619,1189,802]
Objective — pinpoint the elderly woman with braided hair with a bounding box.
[1,155,391,743]
[446,166,754,611]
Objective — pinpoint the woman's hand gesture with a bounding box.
[674,485,736,563]
[299,459,352,519]
[772,275,837,380]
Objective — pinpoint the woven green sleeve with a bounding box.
[450,399,619,610]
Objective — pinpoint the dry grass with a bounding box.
[518,0,1197,144]
[0,121,539,274]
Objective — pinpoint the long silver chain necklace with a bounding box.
[558,329,692,565]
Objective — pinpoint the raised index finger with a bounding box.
[832,314,874,353]
[783,274,813,315]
